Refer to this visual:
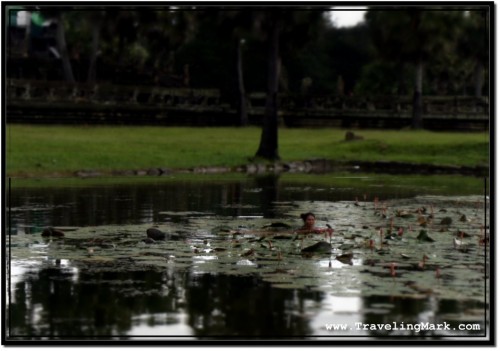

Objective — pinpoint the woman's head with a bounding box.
[300,212,316,228]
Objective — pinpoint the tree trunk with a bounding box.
[55,13,75,83]
[474,60,484,98]
[236,38,248,126]
[23,11,31,57]
[255,16,280,161]
[411,58,424,129]
[87,17,101,83]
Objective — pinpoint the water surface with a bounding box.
[6,174,490,342]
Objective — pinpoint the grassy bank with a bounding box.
[6,125,489,177]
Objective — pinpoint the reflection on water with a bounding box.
[6,174,489,341]
[9,263,189,337]
[8,263,487,339]
[9,174,481,231]
[8,262,324,337]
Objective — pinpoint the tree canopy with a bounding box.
[8,6,489,98]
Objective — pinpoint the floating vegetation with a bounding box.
[301,241,332,254]
[9,195,489,309]
[416,230,435,242]
[262,222,293,230]
[158,211,215,217]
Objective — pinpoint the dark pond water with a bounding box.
[5,174,490,343]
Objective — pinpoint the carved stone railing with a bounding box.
[7,79,221,107]
[6,79,489,129]
[248,92,489,120]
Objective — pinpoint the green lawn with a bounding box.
[5,125,489,177]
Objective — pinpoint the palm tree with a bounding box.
[54,10,75,83]
[366,7,463,129]
[196,9,254,126]
[86,10,105,83]
[456,9,489,97]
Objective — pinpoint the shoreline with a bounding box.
[8,159,489,179]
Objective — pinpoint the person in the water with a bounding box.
[298,212,333,234]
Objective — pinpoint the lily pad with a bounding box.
[440,217,453,225]
[262,222,293,230]
[301,241,332,253]
[416,230,435,242]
